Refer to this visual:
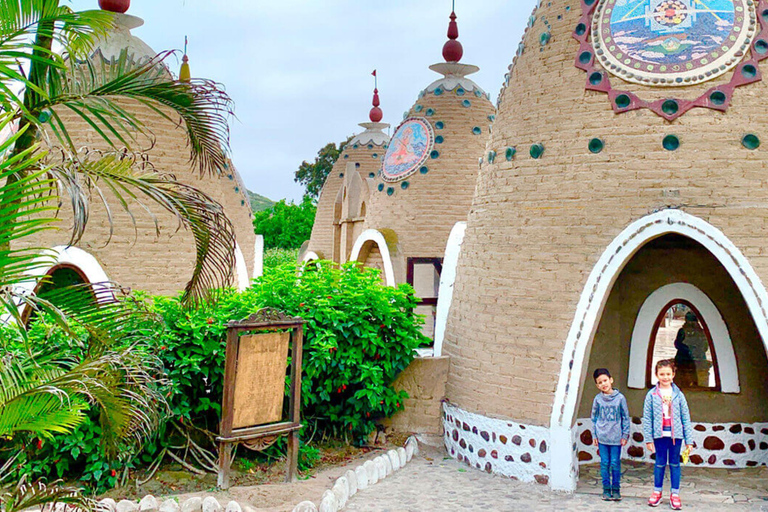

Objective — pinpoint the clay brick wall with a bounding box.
[18,98,255,296]
[362,83,495,283]
[442,0,768,426]
[308,142,386,261]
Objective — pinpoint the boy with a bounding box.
[591,368,630,501]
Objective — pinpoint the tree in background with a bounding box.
[252,196,316,249]
[294,139,348,201]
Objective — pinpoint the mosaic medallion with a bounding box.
[381,117,434,183]
[593,0,756,85]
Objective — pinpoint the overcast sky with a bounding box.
[68,0,531,202]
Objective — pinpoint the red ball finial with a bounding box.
[369,71,383,122]
[99,0,130,13]
[442,10,463,63]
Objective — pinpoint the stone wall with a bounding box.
[381,356,450,436]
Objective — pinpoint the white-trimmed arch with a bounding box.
[6,246,113,323]
[302,251,320,263]
[628,282,739,393]
[434,221,467,357]
[234,242,249,291]
[549,209,768,491]
[349,229,396,287]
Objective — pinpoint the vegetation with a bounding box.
[247,189,275,212]
[294,140,348,201]
[252,196,317,250]
[0,0,238,508]
[6,262,427,491]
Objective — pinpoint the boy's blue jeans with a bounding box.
[598,443,622,491]
[653,437,682,494]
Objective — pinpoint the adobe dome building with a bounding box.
[19,5,256,297]
[303,84,390,265]
[439,0,768,491]
[350,10,495,338]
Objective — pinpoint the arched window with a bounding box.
[627,282,739,393]
[647,300,719,390]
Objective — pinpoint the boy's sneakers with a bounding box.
[670,494,682,510]
[611,489,622,501]
[602,489,612,501]
[648,491,663,507]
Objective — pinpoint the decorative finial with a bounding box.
[99,0,131,13]
[442,2,463,63]
[369,70,383,123]
[179,36,191,82]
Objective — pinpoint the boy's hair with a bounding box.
[655,359,676,374]
[593,368,611,381]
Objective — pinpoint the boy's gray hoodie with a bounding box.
[591,389,630,445]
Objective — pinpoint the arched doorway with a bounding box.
[550,210,768,490]
[349,229,396,287]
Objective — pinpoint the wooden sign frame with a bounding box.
[216,308,305,489]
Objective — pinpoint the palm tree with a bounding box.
[0,0,247,507]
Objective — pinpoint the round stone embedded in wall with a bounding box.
[615,94,631,109]
[742,134,760,150]
[703,436,725,450]
[386,187,394,196]
[401,181,409,190]
[588,138,604,153]
[530,143,545,159]
[662,100,679,116]
[435,121,445,129]
[435,135,444,144]
[472,127,482,135]
[430,150,440,159]
[420,166,429,174]
[663,135,680,151]
[463,99,472,108]
[506,147,516,160]
[710,91,727,105]
[377,183,384,192]
[369,172,375,178]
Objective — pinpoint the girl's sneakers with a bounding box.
[670,494,682,510]
[648,491,663,507]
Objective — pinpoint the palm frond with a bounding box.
[0,475,93,512]
[37,50,233,177]
[50,154,236,303]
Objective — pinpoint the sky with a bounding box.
[68,0,532,202]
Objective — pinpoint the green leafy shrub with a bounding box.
[263,247,299,271]
[249,262,428,439]
[252,196,316,250]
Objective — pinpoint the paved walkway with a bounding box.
[345,446,768,511]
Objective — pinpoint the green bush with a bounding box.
[263,247,299,271]
[5,261,427,491]
[252,196,316,250]
[250,262,428,439]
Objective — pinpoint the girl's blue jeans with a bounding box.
[653,437,682,494]
[598,443,622,490]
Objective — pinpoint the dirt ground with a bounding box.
[101,442,398,512]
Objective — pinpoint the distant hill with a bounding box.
[247,190,275,212]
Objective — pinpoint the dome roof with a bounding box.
[441,0,768,486]
[360,57,494,271]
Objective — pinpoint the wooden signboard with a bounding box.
[216,308,305,489]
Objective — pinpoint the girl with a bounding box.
[643,359,693,510]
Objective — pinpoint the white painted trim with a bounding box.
[434,222,467,357]
[302,251,320,263]
[253,235,264,279]
[9,246,113,321]
[549,209,768,491]
[349,229,396,287]
[628,283,739,393]
[234,242,249,291]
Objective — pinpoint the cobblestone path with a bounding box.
[345,446,768,511]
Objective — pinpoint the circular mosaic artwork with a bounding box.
[381,117,434,183]
[592,0,756,85]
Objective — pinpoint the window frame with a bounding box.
[645,298,722,391]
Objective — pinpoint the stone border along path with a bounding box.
[291,436,418,512]
[93,437,419,512]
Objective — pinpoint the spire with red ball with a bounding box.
[369,70,383,123]
[99,0,130,13]
[442,1,463,63]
